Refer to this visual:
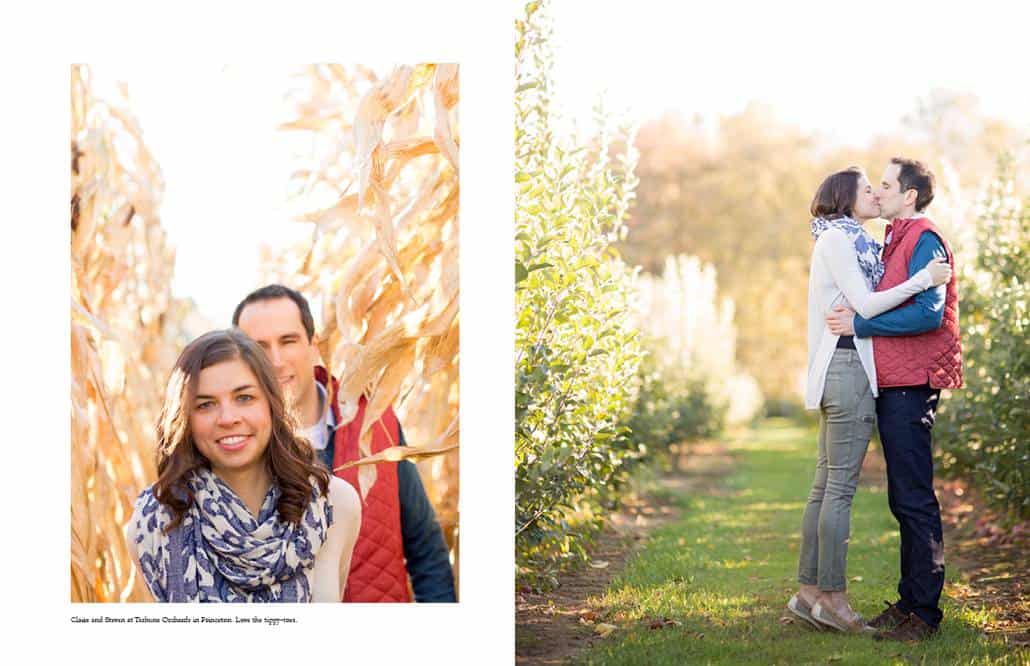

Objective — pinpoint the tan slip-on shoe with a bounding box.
[787,594,825,631]
[811,601,876,635]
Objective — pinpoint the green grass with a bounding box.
[575,419,1025,665]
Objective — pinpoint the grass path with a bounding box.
[575,420,1025,665]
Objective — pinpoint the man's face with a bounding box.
[235,298,318,409]
[876,163,910,220]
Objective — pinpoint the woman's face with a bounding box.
[852,175,881,221]
[190,358,272,479]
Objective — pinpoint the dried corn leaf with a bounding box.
[335,442,459,472]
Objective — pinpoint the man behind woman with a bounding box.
[128,285,456,603]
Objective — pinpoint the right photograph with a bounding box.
[514,1,1028,664]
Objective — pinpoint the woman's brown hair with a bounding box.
[153,328,330,532]
[810,167,864,220]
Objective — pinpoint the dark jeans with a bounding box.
[876,385,945,628]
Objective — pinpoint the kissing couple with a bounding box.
[787,158,962,641]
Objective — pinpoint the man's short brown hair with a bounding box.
[232,284,316,341]
[891,157,935,212]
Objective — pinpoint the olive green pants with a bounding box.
[797,349,877,591]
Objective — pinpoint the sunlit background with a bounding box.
[550,0,1029,146]
[90,65,318,329]
[542,0,1029,409]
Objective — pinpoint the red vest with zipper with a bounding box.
[872,217,963,390]
[315,367,411,602]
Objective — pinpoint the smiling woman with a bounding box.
[126,329,361,602]
[188,358,274,514]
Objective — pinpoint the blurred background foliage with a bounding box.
[936,154,1028,520]
[620,94,1027,406]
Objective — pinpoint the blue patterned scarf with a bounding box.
[131,468,333,602]
[810,216,884,288]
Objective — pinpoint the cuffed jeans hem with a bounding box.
[798,571,846,592]
[817,580,847,593]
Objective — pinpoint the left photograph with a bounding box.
[70,63,459,603]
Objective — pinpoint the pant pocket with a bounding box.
[822,368,857,416]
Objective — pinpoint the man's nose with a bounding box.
[267,345,283,367]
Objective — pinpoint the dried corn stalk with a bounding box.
[270,64,460,583]
[71,65,184,602]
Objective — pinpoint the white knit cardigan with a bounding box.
[805,227,934,410]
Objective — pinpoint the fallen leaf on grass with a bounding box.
[577,608,600,622]
[589,560,610,569]
[594,623,617,638]
[648,617,681,630]
[780,616,795,625]
[850,575,863,582]
[828,657,843,663]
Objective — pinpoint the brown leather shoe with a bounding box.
[868,600,908,631]
[872,613,939,642]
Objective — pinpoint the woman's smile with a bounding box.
[216,434,253,451]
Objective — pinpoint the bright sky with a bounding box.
[549,0,1030,145]
[92,64,311,330]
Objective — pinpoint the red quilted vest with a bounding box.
[315,367,411,602]
[872,218,963,389]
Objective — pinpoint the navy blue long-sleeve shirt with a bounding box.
[854,231,948,338]
[395,425,457,602]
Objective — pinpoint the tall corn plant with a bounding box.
[515,1,644,588]
[71,65,183,601]
[273,64,460,575]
